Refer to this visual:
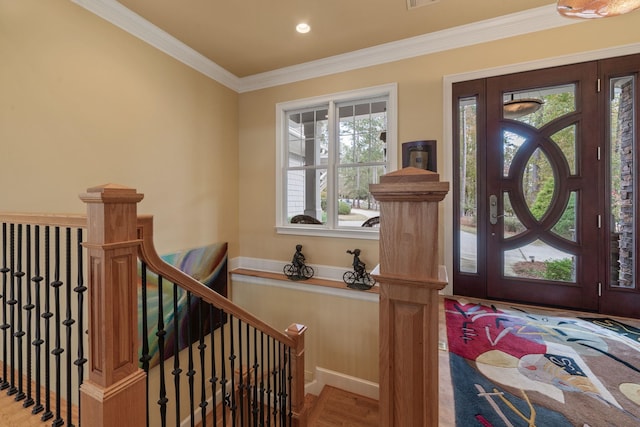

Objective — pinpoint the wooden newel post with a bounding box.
[79,184,147,427]
[286,323,308,427]
[369,168,449,427]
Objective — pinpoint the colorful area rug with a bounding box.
[444,298,640,426]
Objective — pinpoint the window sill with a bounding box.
[275,225,379,240]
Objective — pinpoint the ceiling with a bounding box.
[115,0,557,78]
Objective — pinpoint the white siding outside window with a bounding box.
[276,83,398,239]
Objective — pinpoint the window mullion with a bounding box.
[326,101,338,229]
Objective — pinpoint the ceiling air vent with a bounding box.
[407,0,440,9]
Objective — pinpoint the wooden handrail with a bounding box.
[0,212,87,228]
[136,214,297,348]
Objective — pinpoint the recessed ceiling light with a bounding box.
[296,23,311,34]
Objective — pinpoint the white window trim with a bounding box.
[275,83,398,239]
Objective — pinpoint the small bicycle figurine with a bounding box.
[343,249,376,290]
[283,244,314,280]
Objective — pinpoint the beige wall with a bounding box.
[237,13,640,270]
[0,0,240,256]
[232,280,379,383]
[234,13,640,384]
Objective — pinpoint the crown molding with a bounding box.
[73,1,580,93]
[71,0,243,91]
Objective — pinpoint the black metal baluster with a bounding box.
[259,332,265,425]
[252,328,259,427]
[287,347,293,426]
[245,323,252,427]
[62,228,75,427]
[198,298,208,427]
[229,315,236,425]
[172,283,181,427]
[139,263,151,427]
[156,276,168,427]
[8,223,17,396]
[32,225,44,415]
[14,224,26,401]
[23,224,35,408]
[237,318,244,427]
[266,335,272,427]
[272,338,278,426]
[209,305,218,427]
[0,223,9,391]
[51,226,64,427]
[74,228,87,426]
[41,226,53,422]
[274,341,280,426]
[220,308,227,427]
[186,291,195,426]
[273,341,278,427]
[273,339,279,426]
[278,342,286,426]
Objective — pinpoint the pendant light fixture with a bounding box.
[503,97,544,119]
[557,0,640,18]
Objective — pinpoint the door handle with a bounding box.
[490,194,499,225]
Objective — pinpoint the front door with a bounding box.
[453,55,640,317]
[485,63,600,311]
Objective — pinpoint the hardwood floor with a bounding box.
[0,363,78,427]
[0,388,77,427]
[307,386,379,426]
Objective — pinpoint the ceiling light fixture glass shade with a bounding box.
[557,0,640,18]
[503,98,544,119]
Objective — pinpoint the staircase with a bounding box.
[0,168,449,426]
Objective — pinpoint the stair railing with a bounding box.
[136,213,307,427]
[0,184,307,427]
[80,184,307,427]
[0,212,88,427]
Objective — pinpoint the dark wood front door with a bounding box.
[485,63,600,311]
[453,54,640,318]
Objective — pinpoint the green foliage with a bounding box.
[552,193,576,239]
[529,179,576,240]
[530,178,555,220]
[338,201,351,215]
[503,217,524,234]
[338,112,386,204]
[544,258,574,281]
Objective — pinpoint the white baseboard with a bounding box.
[305,367,379,400]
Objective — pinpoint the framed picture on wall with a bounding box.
[402,140,436,172]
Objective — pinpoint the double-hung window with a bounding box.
[276,84,397,238]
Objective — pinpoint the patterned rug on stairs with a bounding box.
[444,298,640,426]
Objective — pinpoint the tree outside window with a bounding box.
[276,84,397,236]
